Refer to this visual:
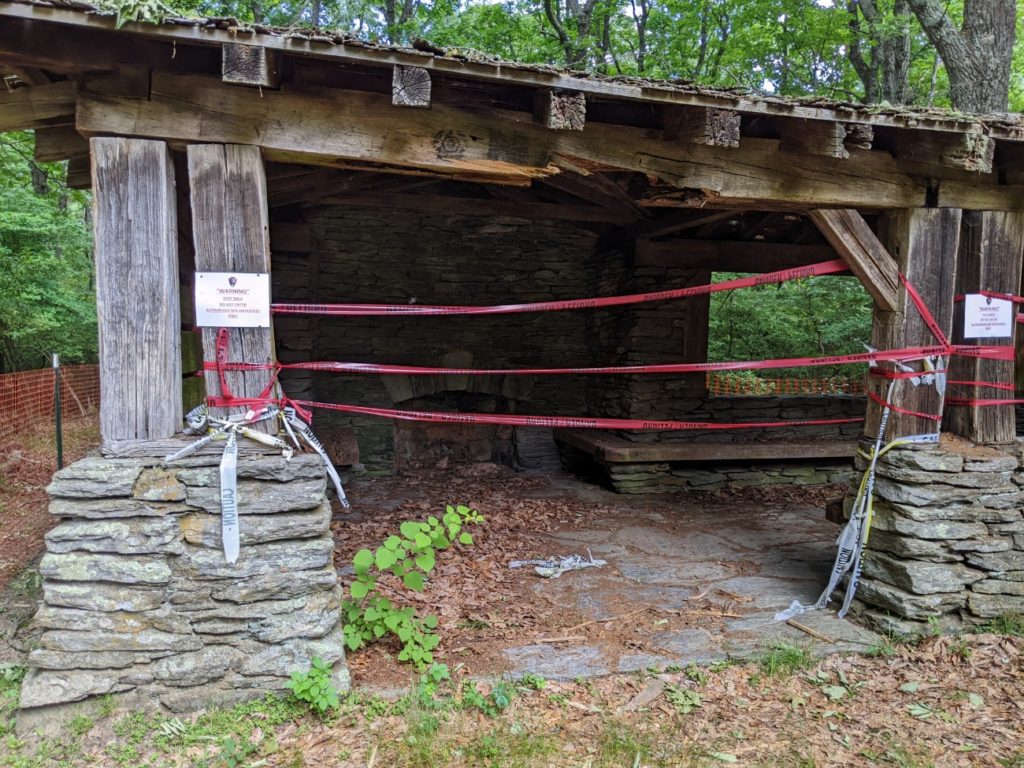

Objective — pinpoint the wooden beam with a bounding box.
[936,182,1024,212]
[91,138,181,444]
[222,42,280,88]
[663,106,740,148]
[945,211,1024,443]
[894,131,995,174]
[809,209,900,311]
[392,65,431,108]
[639,210,738,239]
[636,238,838,272]
[782,120,849,159]
[33,126,89,163]
[318,191,636,224]
[844,123,874,150]
[864,208,962,438]
[0,80,75,132]
[534,89,586,131]
[188,144,276,433]
[76,72,954,209]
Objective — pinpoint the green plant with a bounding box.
[981,613,1024,637]
[757,643,815,679]
[665,684,702,715]
[518,673,547,691]
[68,715,94,737]
[286,656,341,716]
[685,663,708,686]
[459,681,515,717]
[98,0,175,28]
[343,504,483,669]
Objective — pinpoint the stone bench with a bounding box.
[553,429,857,493]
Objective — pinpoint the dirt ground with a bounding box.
[334,466,874,690]
[0,413,99,590]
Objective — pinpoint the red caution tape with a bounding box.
[955,291,1024,305]
[946,397,1024,407]
[290,400,863,431]
[271,260,850,317]
[867,391,942,422]
[900,273,948,347]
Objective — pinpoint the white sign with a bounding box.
[963,293,1013,339]
[195,272,270,328]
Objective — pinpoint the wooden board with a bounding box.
[91,138,181,444]
[945,211,1024,443]
[75,72,938,209]
[864,208,962,438]
[33,126,89,163]
[187,143,277,434]
[809,209,899,311]
[553,429,857,463]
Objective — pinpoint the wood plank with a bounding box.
[222,42,280,88]
[66,157,91,189]
[392,65,431,107]
[810,209,900,311]
[318,190,635,224]
[639,211,738,239]
[0,80,75,132]
[187,144,277,434]
[33,126,89,163]
[635,238,838,272]
[894,132,995,174]
[945,211,1024,443]
[663,106,739,147]
[270,222,312,252]
[91,137,181,444]
[534,89,586,131]
[553,429,856,463]
[77,72,936,209]
[937,182,1024,212]
[864,208,962,438]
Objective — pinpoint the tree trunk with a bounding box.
[907,0,1016,113]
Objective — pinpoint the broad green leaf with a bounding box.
[352,549,374,573]
[459,532,474,545]
[349,581,369,600]
[403,571,425,591]
[400,521,422,539]
[415,552,436,572]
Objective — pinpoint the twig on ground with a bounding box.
[786,619,835,644]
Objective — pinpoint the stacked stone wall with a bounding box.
[20,452,347,716]
[851,436,1024,635]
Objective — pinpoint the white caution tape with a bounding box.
[283,407,350,509]
[220,430,240,565]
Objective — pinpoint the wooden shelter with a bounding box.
[3,0,1024,715]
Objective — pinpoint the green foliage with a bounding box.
[708,274,872,379]
[286,656,341,715]
[97,0,176,27]
[458,680,515,717]
[665,683,702,715]
[343,504,484,669]
[0,133,96,373]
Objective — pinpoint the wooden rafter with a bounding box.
[809,209,900,311]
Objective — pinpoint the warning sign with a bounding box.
[195,272,271,328]
[963,293,1013,339]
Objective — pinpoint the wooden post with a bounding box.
[187,144,276,433]
[91,138,181,444]
[864,208,962,438]
[945,211,1024,443]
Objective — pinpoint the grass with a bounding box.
[756,642,816,679]
[981,613,1024,637]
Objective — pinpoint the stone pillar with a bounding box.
[18,450,347,719]
[850,438,1024,637]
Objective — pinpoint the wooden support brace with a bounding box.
[0,80,75,132]
[188,143,277,433]
[864,208,962,438]
[222,42,280,88]
[810,209,900,311]
[662,106,740,148]
[534,89,586,131]
[91,138,181,444]
[945,211,1024,443]
[391,65,431,108]
[782,120,849,159]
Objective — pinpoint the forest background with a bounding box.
[0,0,1020,376]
